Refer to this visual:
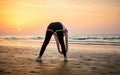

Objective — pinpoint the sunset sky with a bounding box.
[0,0,120,35]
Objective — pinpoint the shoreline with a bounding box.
[0,40,120,46]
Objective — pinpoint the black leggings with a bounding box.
[39,30,67,57]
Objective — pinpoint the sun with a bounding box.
[17,28,21,32]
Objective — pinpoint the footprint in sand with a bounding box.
[30,71,40,74]
[0,68,5,72]
[0,68,11,73]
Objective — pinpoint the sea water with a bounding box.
[0,34,120,45]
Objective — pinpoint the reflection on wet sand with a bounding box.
[36,61,70,75]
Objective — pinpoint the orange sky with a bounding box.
[0,0,120,35]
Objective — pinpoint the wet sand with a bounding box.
[0,41,120,75]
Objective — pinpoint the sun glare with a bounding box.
[17,28,21,32]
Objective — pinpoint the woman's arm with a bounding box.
[54,34,63,54]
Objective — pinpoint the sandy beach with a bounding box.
[0,40,120,75]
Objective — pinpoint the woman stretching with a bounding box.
[36,22,68,62]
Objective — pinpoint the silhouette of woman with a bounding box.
[36,22,68,62]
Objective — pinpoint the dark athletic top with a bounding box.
[47,22,68,33]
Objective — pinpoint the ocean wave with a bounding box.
[70,37,120,40]
[29,37,43,40]
[68,34,120,44]
[0,36,43,41]
[0,34,120,45]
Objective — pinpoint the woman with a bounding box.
[36,22,68,62]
